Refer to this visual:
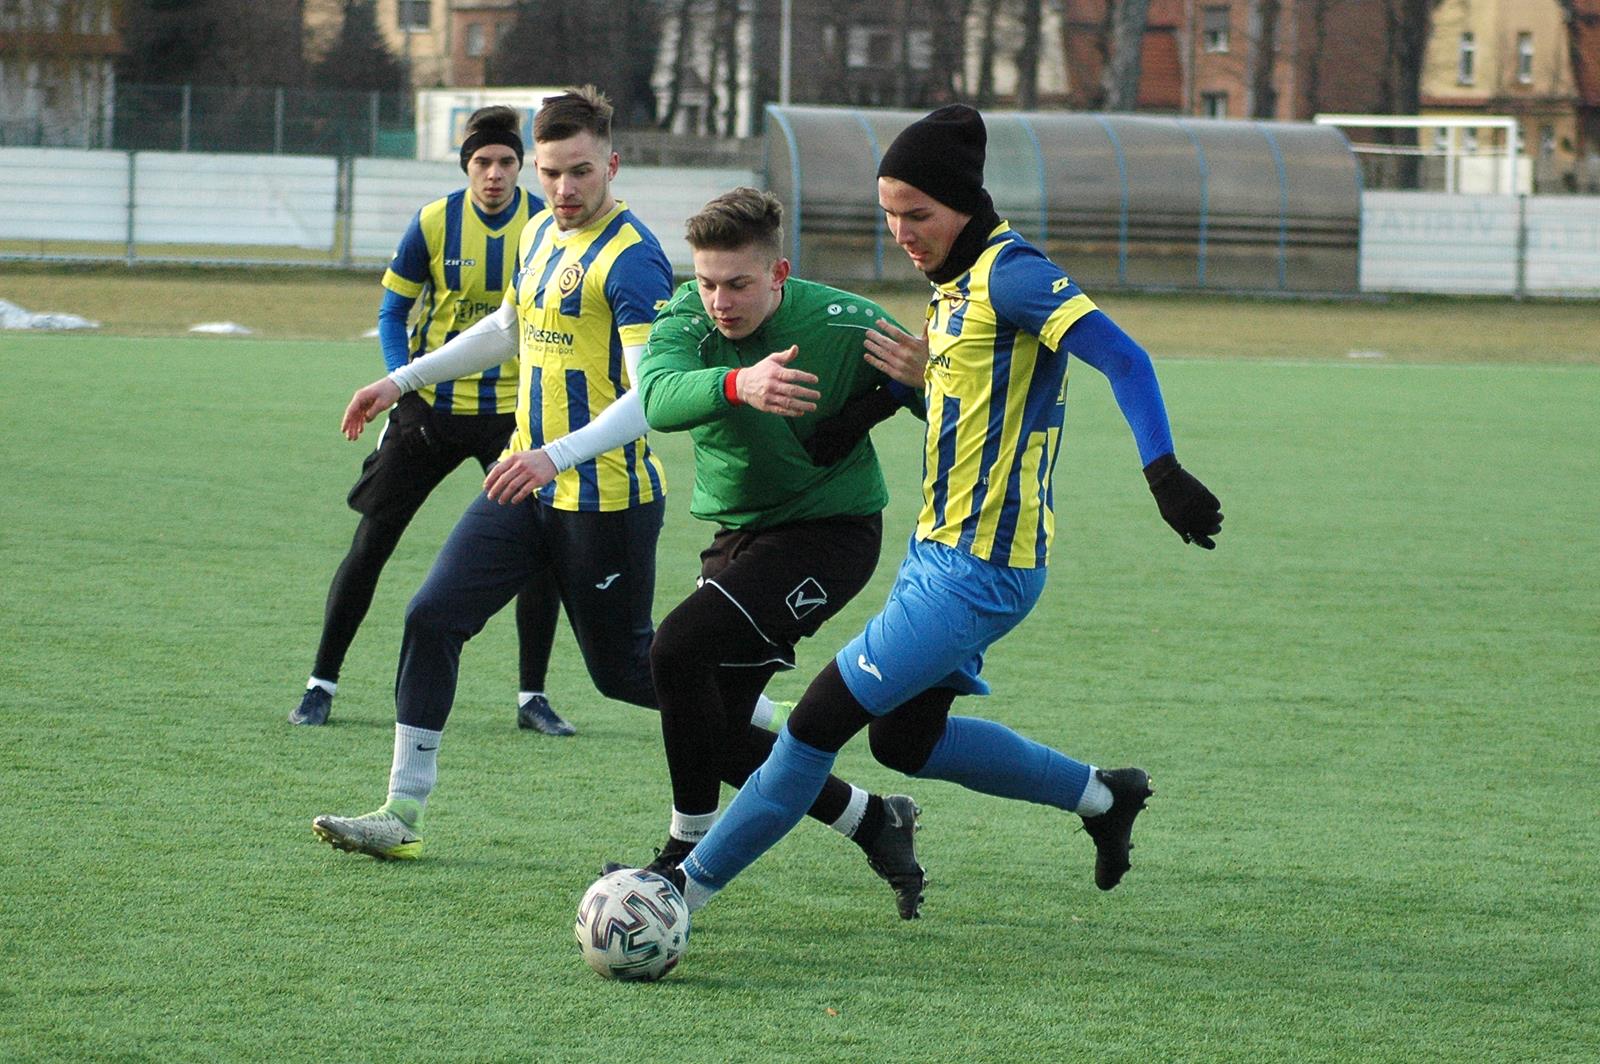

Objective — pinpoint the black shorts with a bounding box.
[698,512,883,668]
[347,393,516,525]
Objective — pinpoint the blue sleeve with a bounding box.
[378,288,416,372]
[987,242,1095,347]
[387,212,431,287]
[1060,310,1175,466]
[604,239,675,330]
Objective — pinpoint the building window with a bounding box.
[399,0,430,32]
[847,26,899,69]
[1457,32,1475,85]
[1202,92,1228,119]
[907,29,933,71]
[1517,32,1533,85]
[1203,6,1230,54]
[466,22,486,58]
[1539,123,1555,159]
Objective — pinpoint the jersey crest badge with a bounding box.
[558,262,585,297]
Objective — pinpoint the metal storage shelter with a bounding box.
[763,105,1361,294]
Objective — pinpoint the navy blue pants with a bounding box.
[395,492,664,731]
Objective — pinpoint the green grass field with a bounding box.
[2,276,1598,1061]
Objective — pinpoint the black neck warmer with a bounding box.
[926,190,1000,285]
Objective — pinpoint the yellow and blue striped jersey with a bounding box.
[918,223,1098,568]
[508,200,672,512]
[382,187,541,415]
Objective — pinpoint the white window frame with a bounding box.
[465,21,486,58]
[1458,32,1475,86]
[398,0,431,33]
[1516,32,1533,85]
[1202,6,1230,54]
[1202,92,1228,119]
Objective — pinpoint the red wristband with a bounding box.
[723,369,742,405]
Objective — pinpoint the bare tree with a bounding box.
[976,0,1002,107]
[657,0,697,130]
[1100,0,1151,111]
[1302,0,1334,115]
[312,0,403,94]
[1016,0,1044,110]
[119,0,305,87]
[1380,0,1443,187]
[718,0,741,137]
[1247,0,1282,118]
[1556,0,1599,159]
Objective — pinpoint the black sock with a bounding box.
[852,794,886,848]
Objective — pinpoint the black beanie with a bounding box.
[877,104,987,215]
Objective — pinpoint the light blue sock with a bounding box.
[681,726,837,890]
[916,715,1092,810]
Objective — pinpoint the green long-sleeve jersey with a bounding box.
[638,277,912,530]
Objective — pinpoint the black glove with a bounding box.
[1143,453,1222,549]
[802,385,901,466]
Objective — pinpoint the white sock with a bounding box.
[388,723,442,810]
[670,808,719,843]
[1075,768,1112,817]
[680,868,718,913]
[750,693,776,729]
[517,691,544,708]
[829,785,869,838]
[307,677,336,695]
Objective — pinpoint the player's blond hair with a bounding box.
[685,188,784,261]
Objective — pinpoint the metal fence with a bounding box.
[2,147,1597,297]
[1360,192,1600,298]
[108,83,416,158]
[0,147,756,273]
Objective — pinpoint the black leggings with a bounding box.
[313,515,561,691]
[787,659,960,775]
[651,586,855,825]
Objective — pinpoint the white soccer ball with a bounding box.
[574,868,690,981]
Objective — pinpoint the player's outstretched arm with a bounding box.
[736,346,820,417]
[1063,309,1223,548]
[342,378,403,440]
[863,318,929,389]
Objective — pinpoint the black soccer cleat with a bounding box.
[602,836,694,878]
[517,693,575,736]
[290,686,333,726]
[1080,767,1153,891]
[863,794,925,920]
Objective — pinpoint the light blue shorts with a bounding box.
[835,535,1048,715]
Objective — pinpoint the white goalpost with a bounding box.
[1314,114,1526,195]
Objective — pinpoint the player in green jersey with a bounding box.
[614,187,932,918]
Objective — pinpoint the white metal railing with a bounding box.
[0,148,756,273]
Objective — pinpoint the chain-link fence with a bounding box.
[108,83,416,158]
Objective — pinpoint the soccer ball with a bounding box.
[574,868,690,981]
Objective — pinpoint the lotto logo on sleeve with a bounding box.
[785,578,828,620]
